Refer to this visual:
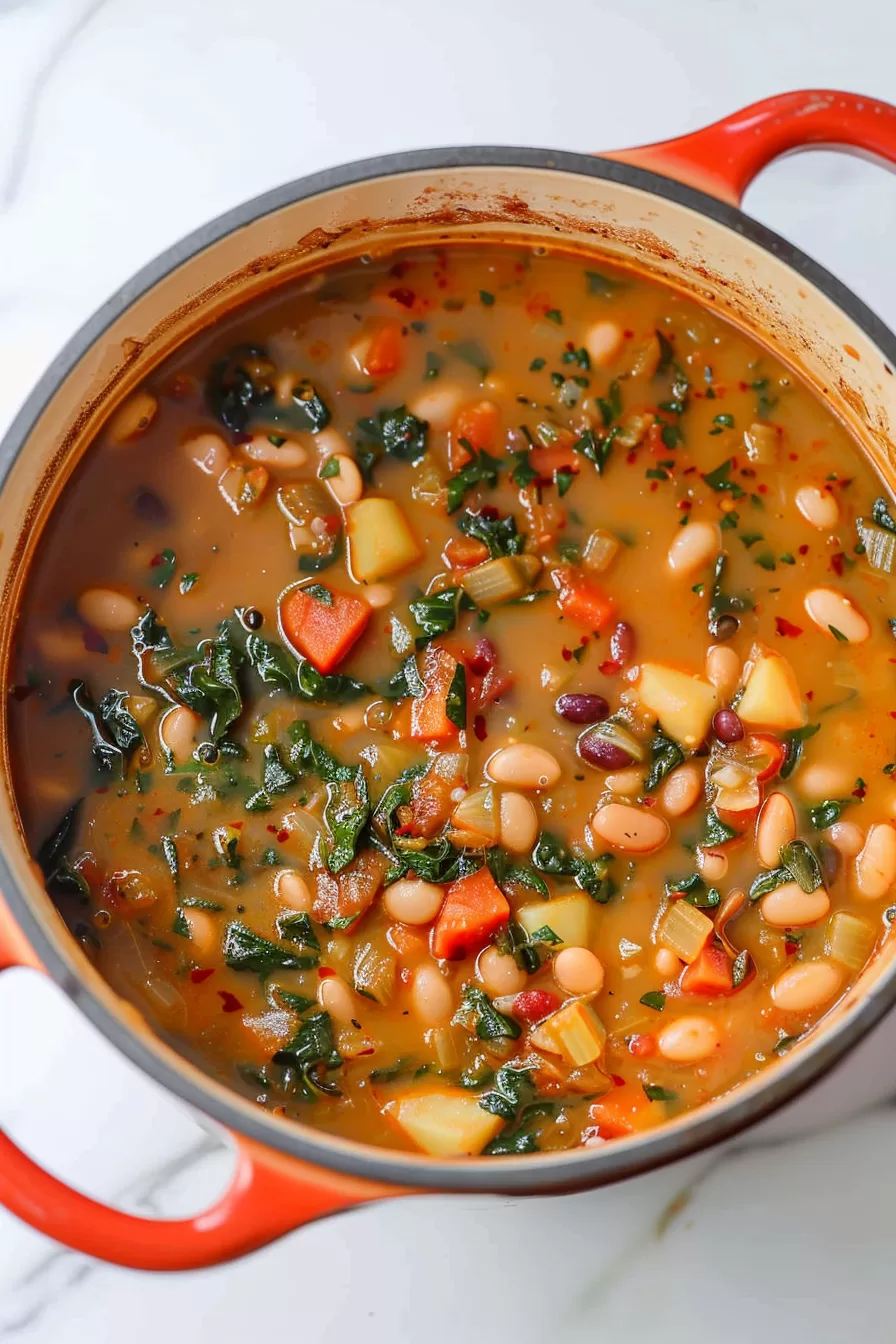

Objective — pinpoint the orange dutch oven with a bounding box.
[2,89,896,1270]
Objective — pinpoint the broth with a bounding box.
[10,244,896,1157]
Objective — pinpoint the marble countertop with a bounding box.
[2,0,896,1339]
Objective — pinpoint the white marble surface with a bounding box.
[2,0,896,1338]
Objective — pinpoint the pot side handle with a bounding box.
[0,896,395,1270]
[603,89,896,205]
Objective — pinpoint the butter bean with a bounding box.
[499,791,539,853]
[771,960,841,1013]
[275,870,313,913]
[77,587,142,632]
[318,975,359,1024]
[591,803,670,854]
[553,947,604,996]
[160,705,202,766]
[660,762,704,818]
[243,434,307,468]
[756,792,796,868]
[322,454,364,506]
[657,1015,720,1063]
[411,963,455,1026]
[795,485,839,530]
[705,645,741,700]
[855,822,896,900]
[584,320,624,367]
[667,521,721,578]
[477,947,527,996]
[804,587,870,643]
[760,880,830,927]
[486,744,561,790]
[383,877,445,926]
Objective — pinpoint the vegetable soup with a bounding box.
[11,244,896,1158]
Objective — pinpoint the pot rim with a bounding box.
[3,144,896,1195]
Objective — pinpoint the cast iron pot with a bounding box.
[1,89,896,1270]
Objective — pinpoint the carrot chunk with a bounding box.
[680,941,734,996]
[551,565,616,632]
[362,322,403,377]
[431,867,510,960]
[280,584,371,673]
[449,400,500,469]
[528,440,579,479]
[410,645,464,742]
[587,1086,654,1139]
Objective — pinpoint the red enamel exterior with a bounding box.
[3,88,896,1270]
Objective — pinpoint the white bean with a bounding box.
[318,975,359,1024]
[795,485,839,530]
[407,382,465,431]
[314,427,352,458]
[829,820,865,857]
[660,762,704,818]
[499,791,539,853]
[584,321,624,367]
[591,803,670,854]
[77,587,142,632]
[322,455,364,506]
[275,870,313,912]
[242,434,307,468]
[605,767,645,796]
[705,645,741,700]
[363,583,394,610]
[796,762,856,801]
[760,880,830,927]
[486,744,561,790]
[383,878,444,926]
[654,947,681,977]
[184,909,219,957]
[855,822,896,900]
[771,960,841,1013]
[477,947,527,996]
[756,792,796,868]
[697,846,729,883]
[107,390,157,444]
[160,705,202,765]
[553,947,604,996]
[657,1015,720,1063]
[411,963,455,1026]
[667,521,721,577]
[184,432,230,476]
[804,587,870,643]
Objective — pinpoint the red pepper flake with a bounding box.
[757,483,769,494]
[149,552,165,569]
[228,821,245,831]
[468,637,497,675]
[152,807,166,816]
[641,796,657,808]
[388,286,416,308]
[830,552,846,577]
[649,481,659,493]
[775,617,803,638]
[806,690,814,701]
[889,711,896,721]
[480,505,500,521]
[277,829,289,843]
[798,543,809,556]
[82,627,109,655]
[853,784,867,799]
[218,990,243,1013]
[473,714,488,742]
[95,786,109,795]
[623,329,634,340]
[599,659,621,676]
[788,452,799,462]
[266,824,278,834]
[190,968,215,984]
[561,646,573,662]
[611,1074,626,1088]
[677,499,692,511]
[318,967,336,979]
[356,1046,376,1056]
[784,939,800,956]
[626,450,637,465]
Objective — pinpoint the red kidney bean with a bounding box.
[578,731,634,771]
[610,621,635,665]
[712,708,744,744]
[555,692,610,724]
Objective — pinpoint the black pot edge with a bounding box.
[2,144,895,1198]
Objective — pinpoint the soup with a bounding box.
[10,244,896,1158]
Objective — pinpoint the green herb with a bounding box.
[276,911,321,956]
[596,379,623,427]
[749,866,789,901]
[511,450,539,489]
[809,798,854,830]
[457,509,524,558]
[205,344,276,433]
[644,733,685,792]
[643,1084,677,1103]
[319,457,341,480]
[702,810,739,847]
[702,458,745,499]
[719,511,739,531]
[531,832,616,903]
[556,469,575,497]
[828,624,848,642]
[272,1010,343,1100]
[484,1101,557,1155]
[189,638,243,741]
[739,533,763,549]
[545,309,562,324]
[323,768,370,874]
[780,839,823,893]
[171,907,190,939]
[408,587,463,646]
[304,583,333,606]
[486,849,550,901]
[35,804,82,881]
[223,920,319,977]
[479,289,495,306]
[149,548,176,589]
[750,376,778,419]
[574,426,615,475]
[478,1063,535,1124]
[275,988,317,1014]
[774,1034,801,1056]
[755,550,777,572]
[780,552,795,565]
[356,405,428,466]
[640,991,666,1011]
[707,553,753,633]
[780,722,820,780]
[445,662,467,730]
[288,380,331,433]
[585,269,622,298]
[445,448,503,513]
[665,872,720,909]
[454,985,521,1041]
[529,357,546,372]
[179,572,199,594]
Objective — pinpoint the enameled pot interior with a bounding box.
[3,150,896,1194]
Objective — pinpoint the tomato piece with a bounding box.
[745,733,787,783]
[431,868,510,960]
[443,535,490,570]
[513,989,560,1023]
[629,1032,657,1058]
[410,645,463,742]
[551,565,616,632]
[680,941,735,996]
[362,322,403,377]
[528,440,579,479]
[280,584,371,673]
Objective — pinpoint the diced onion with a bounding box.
[658,901,713,964]
[451,785,500,843]
[460,555,541,606]
[582,529,620,574]
[826,911,875,971]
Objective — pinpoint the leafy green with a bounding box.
[245,633,297,693]
[287,721,355,783]
[574,426,615,475]
[446,449,503,513]
[702,458,745,499]
[71,682,143,777]
[702,810,739,847]
[707,553,753,633]
[457,509,524,558]
[780,839,823,893]
[36,801,83,881]
[644,733,685,792]
[780,722,820,780]
[585,269,622,298]
[205,344,276,433]
[272,1010,343,1100]
[408,587,463,647]
[478,1063,535,1123]
[357,405,428,464]
[809,798,854,830]
[245,744,297,812]
[640,991,666,1011]
[596,379,623,427]
[276,911,321,955]
[448,339,491,380]
[486,848,550,899]
[664,872,720,909]
[187,638,243,741]
[483,1101,557,1155]
[872,497,896,532]
[445,663,467,731]
[454,985,521,1041]
[324,769,370,874]
[531,832,616,903]
[149,547,177,589]
[223,920,319,976]
[643,1084,677,1103]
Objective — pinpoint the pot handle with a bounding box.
[0,896,396,1269]
[604,89,896,205]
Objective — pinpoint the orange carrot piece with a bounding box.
[587,1086,654,1139]
[363,322,403,377]
[280,584,371,673]
[431,867,509,960]
[528,441,579,478]
[551,565,616,632]
[449,400,500,469]
[680,941,735,996]
[443,535,490,570]
[410,645,462,742]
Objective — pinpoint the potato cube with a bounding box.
[346,497,422,582]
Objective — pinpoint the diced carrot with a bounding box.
[528,441,579,478]
[280,584,371,673]
[431,867,510,960]
[443,535,490,570]
[449,400,500,469]
[680,940,735,996]
[587,1085,654,1140]
[410,645,463,742]
[362,322,403,377]
[551,565,616,632]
